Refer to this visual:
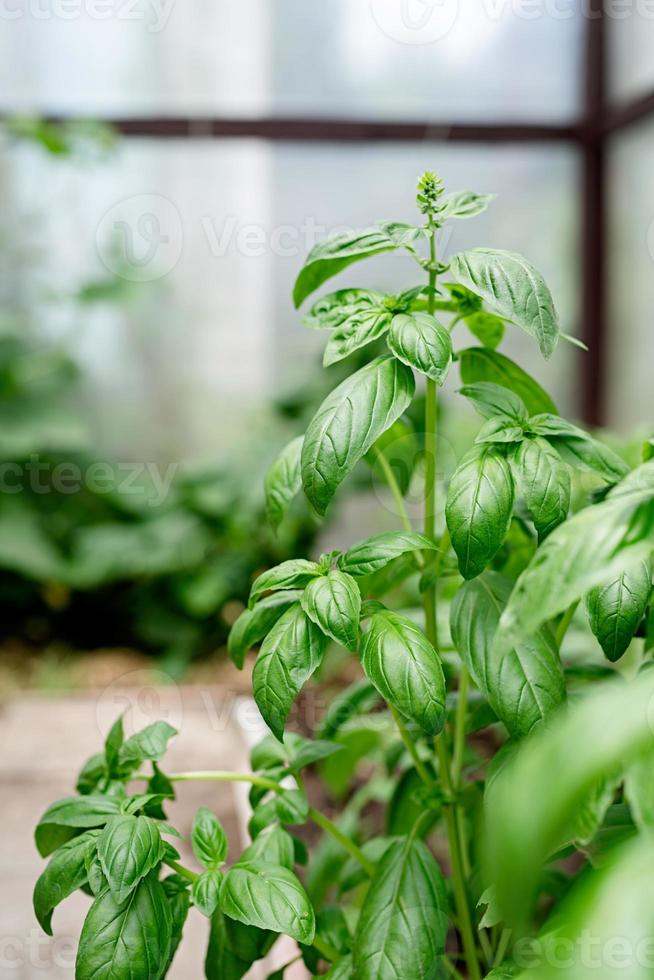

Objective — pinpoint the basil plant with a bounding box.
[34,174,654,979]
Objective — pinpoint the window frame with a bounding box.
[4,2,652,424]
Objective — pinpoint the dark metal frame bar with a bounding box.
[6,14,654,423]
[52,116,580,143]
[580,0,607,425]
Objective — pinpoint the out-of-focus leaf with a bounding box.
[485,671,654,930]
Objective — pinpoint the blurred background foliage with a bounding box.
[0,120,325,678]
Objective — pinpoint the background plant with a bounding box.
[33,173,654,979]
[0,119,332,672]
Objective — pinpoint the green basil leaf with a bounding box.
[250,734,288,771]
[377,220,425,248]
[459,346,557,415]
[585,559,651,662]
[276,788,309,825]
[248,798,280,841]
[301,569,361,651]
[33,828,101,934]
[444,281,482,314]
[163,878,190,973]
[160,826,184,848]
[228,591,303,670]
[512,836,654,980]
[353,835,448,979]
[119,721,177,769]
[220,861,315,944]
[227,919,274,968]
[459,381,527,422]
[339,838,395,894]
[477,885,503,930]
[252,603,327,740]
[85,849,108,896]
[450,572,565,738]
[449,248,559,358]
[624,748,654,832]
[338,530,437,578]
[465,310,505,348]
[97,814,165,903]
[446,446,515,580]
[240,825,295,870]
[485,671,654,931]
[76,752,107,795]
[35,795,122,857]
[293,227,405,308]
[288,831,309,866]
[249,559,322,608]
[192,870,223,917]
[322,954,355,979]
[527,414,629,483]
[303,905,351,973]
[205,910,252,980]
[304,288,386,330]
[438,189,495,220]
[302,355,415,515]
[316,680,380,738]
[162,841,181,862]
[484,964,519,979]
[320,727,382,798]
[514,436,571,541]
[76,872,172,980]
[475,419,525,445]
[360,610,446,735]
[324,306,392,366]
[160,869,189,893]
[387,769,440,838]
[492,461,654,659]
[646,606,654,654]
[366,417,419,496]
[104,714,124,776]
[387,311,452,383]
[287,737,344,772]
[264,436,303,530]
[571,773,621,847]
[192,807,229,870]
[121,793,167,816]
[145,764,175,819]
[248,768,283,809]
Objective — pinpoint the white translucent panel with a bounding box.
[608,9,654,104]
[606,119,654,433]
[0,0,583,120]
[0,137,580,461]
